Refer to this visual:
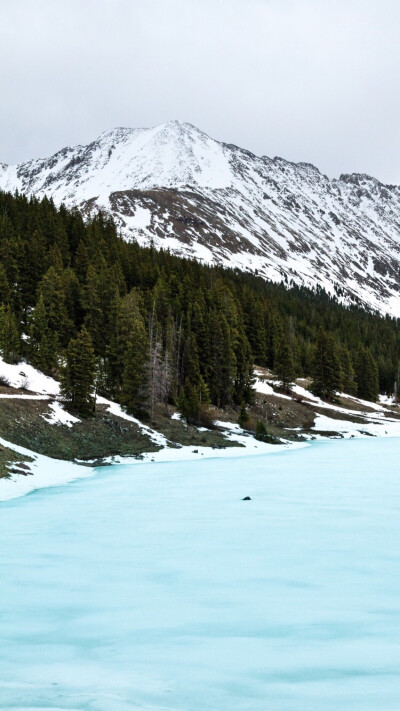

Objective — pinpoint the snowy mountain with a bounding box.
[2,120,400,315]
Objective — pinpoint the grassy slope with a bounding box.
[0,396,238,464]
[1,370,399,475]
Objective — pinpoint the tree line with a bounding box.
[0,190,398,417]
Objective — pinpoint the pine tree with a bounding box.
[265,309,280,369]
[37,266,71,346]
[74,240,90,282]
[47,244,64,274]
[60,327,96,417]
[209,310,236,408]
[106,288,144,395]
[82,264,104,353]
[378,355,395,396]
[255,420,269,442]
[181,332,202,389]
[63,267,83,327]
[0,265,11,306]
[20,228,47,304]
[149,338,167,421]
[274,334,296,392]
[312,327,342,400]
[338,345,356,395]
[28,295,58,373]
[0,238,19,297]
[238,402,250,429]
[190,291,211,383]
[164,314,179,402]
[0,304,20,363]
[179,381,201,425]
[244,295,266,365]
[355,347,379,402]
[120,315,150,417]
[233,328,254,404]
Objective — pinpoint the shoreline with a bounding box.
[0,431,306,502]
[2,419,400,502]
[2,357,400,502]
[0,436,95,502]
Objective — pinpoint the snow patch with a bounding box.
[41,401,81,427]
[0,357,59,395]
[131,205,152,230]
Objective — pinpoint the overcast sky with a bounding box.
[1,0,399,182]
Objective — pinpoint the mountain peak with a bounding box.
[1,123,400,316]
[94,120,211,145]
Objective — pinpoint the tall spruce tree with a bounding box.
[355,347,379,402]
[37,266,71,347]
[233,329,254,403]
[0,265,11,306]
[312,327,342,400]
[120,314,150,417]
[106,288,144,396]
[209,310,236,408]
[0,304,19,363]
[338,345,356,395]
[82,264,104,353]
[60,327,96,417]
[274,334,296,392]
[28,295,58,373]
[179,331,210,424]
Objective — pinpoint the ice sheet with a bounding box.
[1,438,400,710]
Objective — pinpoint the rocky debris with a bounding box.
[8,462,33,476]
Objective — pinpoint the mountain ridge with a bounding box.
[1,121,400,316]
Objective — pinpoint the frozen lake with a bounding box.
[2,438,400,710]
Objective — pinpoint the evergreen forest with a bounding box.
[0,190,399,418]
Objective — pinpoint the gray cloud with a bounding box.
[1,0,399,182]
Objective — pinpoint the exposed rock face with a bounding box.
[2,120,400,315]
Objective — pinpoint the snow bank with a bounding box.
[254,373,400,433]
[291,384,320,402]
[254,376,297,401]
[0,357,59,395]
[253,376,293,400]
[104,420,306,467]
[312,413,400,439]
[253,378,275,396]
[379,394,397,405]
[336,391,386,412]
[0,436,93,501]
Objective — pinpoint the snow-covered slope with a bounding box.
[2,120,400,315]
